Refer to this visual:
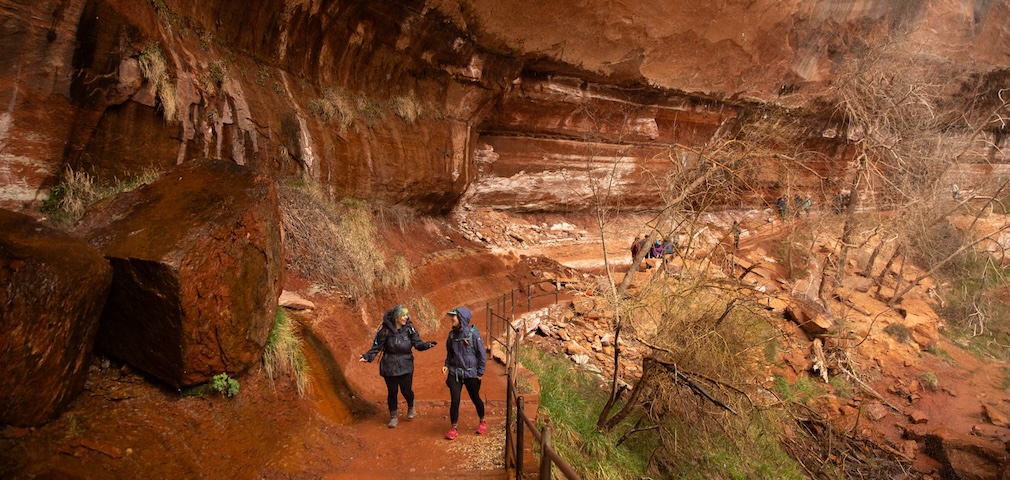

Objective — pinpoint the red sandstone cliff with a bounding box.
[0,0,1007,213]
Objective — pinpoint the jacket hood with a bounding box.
[451,306,472,329]
[383,304,407,330]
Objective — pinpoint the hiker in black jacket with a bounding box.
[360,305,436,428]
[440,306,486,440]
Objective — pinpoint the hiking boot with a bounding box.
[388,410,398,428]
[476,420,487,435]
[445,427,458,440]
[407,405,416,419]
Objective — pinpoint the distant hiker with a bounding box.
[663,239,675,256]
[802,197,812,216]
[832,191,849,214]
[775,196,788,218]
[441,306,486,440]
[952,183,959,200]
[732,221,741,249]
[360,305,437,428]
[631,236,642,259]
[649,240,664,259]
[792,194,803,218]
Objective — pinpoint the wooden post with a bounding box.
[505,325,514,470]
[540,423,553,479]
[516,396,525,480]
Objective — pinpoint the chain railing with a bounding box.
[485,280,581,480]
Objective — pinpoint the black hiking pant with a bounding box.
[383,373,414,412]
[446,375,484,425]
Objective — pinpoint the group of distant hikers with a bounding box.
[359,304,486,441]
[630,235,678,260]
[775,194,813,219]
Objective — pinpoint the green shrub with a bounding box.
[211,373,240,397]
[521,346,649,479]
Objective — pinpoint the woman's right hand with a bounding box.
[359,356,367,362]
[441,366,448,375]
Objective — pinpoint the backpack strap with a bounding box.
[468,325,479,355]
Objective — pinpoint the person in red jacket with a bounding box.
[441,306,486,440]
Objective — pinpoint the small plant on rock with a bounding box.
[211,373,240,398]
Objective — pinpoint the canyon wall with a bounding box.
[0,0,1007,215]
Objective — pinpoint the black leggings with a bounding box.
[446,375,485,424]
[383,373,414,412]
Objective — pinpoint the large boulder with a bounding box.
[0,210,112,426]
[76,159,283,388]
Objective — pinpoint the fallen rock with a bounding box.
[0,210,112,427]
[279,290,315,310]
[982,403,1010,428]
[76,159,283,388]
[784,294,836,338]
[918,427,1007,480]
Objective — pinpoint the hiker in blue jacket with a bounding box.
[440,306,487,440]
[360,305,436,428]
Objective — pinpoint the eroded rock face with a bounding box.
[0,209,112,427]
[76,158,283,388]
[2,0,1007,214]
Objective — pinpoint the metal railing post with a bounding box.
[504,326,514,469]
[516,396,525,480]
[529,282,537,313]
[540,423,553,480]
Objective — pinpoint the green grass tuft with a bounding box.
[264,309,311,397]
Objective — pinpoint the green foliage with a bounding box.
[208,60,228,83]
[523,345,804,479]
[264,309,310,397]
[673,415,806,480]
[772,375,823,405]
[931,232,1010,360]
[521,347,650,479]
[924,343,956,365]
[211,373,240,398]
[256,66,270,87]
[829,374,853,399]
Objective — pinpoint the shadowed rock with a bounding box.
[0,210,112,427]
[785,293,836,338]
[76,159,283,388]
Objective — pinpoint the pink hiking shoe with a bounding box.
[476,420,487,435]
[445,427,458,440]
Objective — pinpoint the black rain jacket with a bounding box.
[361,306,434,377]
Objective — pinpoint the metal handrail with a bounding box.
[490,280,582,480]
